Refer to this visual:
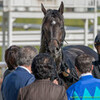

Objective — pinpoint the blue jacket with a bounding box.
[1,67,35,100]
[66,75,100,100]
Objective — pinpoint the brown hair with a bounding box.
[75,54,93,73]
[5,45,20,70]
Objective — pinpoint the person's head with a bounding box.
[75,54,93,75]
[17,46,38,67]
[5,45,20,70]
[31,53,57,81]
[94,33,100,54]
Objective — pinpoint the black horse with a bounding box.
[39,2,98,87]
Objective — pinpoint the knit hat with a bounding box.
[94,33,100,46]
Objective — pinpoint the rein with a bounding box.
[61,55,79,81]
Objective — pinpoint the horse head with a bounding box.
[40,2,66,56]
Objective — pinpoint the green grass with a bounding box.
[15,18,42,24]
[64,19,85,27]
[13,27,39,31]
[98,17,100,25]
[0,16,100,30]
[88,45,93,49]
[14,18,100,28]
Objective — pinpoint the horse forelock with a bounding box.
[43,9,64,23]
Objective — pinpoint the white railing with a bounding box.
[0,62,6,68]
[3,0,57,12]
[0,62,6,76]
[64,0,95,8]
[0,30,94,46]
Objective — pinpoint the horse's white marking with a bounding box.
[52,20,56,25]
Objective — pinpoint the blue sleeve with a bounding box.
[26,75,35,85]
[66,85,75,100]
[66,90,72,100]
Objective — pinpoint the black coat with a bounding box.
[92,61,100,79]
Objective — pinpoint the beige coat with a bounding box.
[17,79,67,100]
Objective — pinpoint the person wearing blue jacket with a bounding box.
[92,33,100,79]
[1,46,38,100]
[67,54,100,100]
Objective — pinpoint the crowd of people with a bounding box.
[1,33,100,100]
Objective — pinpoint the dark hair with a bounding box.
[31,53,57,81]
[17,46,38,66]
[75,54,93,73]
[5,45,20,70]
[94,33,100,46]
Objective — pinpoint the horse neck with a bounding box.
[39,32,47,53]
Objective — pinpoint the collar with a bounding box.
[18,66,31,74]
[79,73,92,78]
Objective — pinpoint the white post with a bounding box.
[2,12,7,76]
[2,12,6,61]
[93,0,98,50]
[84,19,88,46]
[8,0,12,11]
[52,0,55,5]
[94,0,97,12]
[7,11,13,47]
[56,0,61,5]
[93,13,98,50]
[94,14,98,40]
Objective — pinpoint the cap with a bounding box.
[94,33,100,46]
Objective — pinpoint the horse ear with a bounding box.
[41,3,47,15]
[58,2,64,15]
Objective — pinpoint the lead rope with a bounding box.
[61,44,79,81]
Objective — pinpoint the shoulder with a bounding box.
[92,77,100,82]
[16,67,33,77]
[67,81,80,95]
[50,82,67,98]
[20,80,66,95]
[18,82,33,94]
[3,69,14,78]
